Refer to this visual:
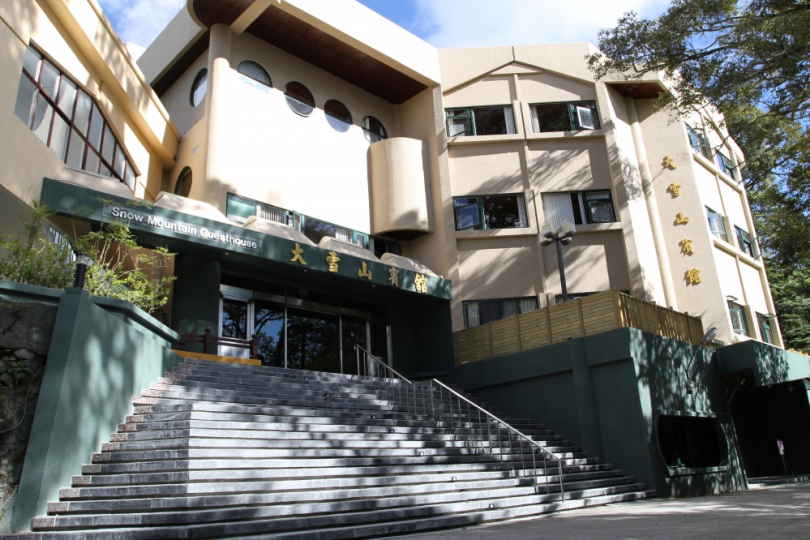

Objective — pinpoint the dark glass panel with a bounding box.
[286,308,339,373]
[534,103,572,132]
[114,144,126,176]
[237,61,271,87]
[341,315,366,376]
[254,300,285,367]
[324,99,352,132]
[363,116,386,143]
[22,47,42,77]
[480,301,500,325]
[285,82,314,116]
[303,217,336,245]
[190,69,207,107]
[473,106,508,135]
[84,149,100,174]
[13,74,38,127]
[482,195,522,229]
[221,299,248,340]
[658,416,722,468]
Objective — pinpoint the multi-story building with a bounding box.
[2,1,806,517]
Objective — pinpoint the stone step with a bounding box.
[71,462,614,487]
[34,483,648,531]
[99,437,582,453]
[48,476,638,516]
[64,468,622,496]
[108,427,564,444]
[79,455,601,476]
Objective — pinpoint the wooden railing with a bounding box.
[453,290,704,366]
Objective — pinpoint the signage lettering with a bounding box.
[103,204,261,250]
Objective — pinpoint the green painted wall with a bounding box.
[449,328,747,498]
[171,254,221,346]
[11,289,183,532]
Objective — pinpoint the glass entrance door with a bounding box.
[287,308,339,372]
[253,300,285,367]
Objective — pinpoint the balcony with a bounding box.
[453,290,705,365]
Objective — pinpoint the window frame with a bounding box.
[716,151,737,180]
[236,61,271,87]
[529,101,600,133]
[706,207,728,242]
[463,297,539,329]
[15,45,138,192]
[190,68,208,107]
[324,99,352,132]
[362,116,387,143]
[445,105,516,137]
[541,190,617,227]
[728,300,749,336]
[452,193,528,231]
[735,226,758,258]
[284,81,315,117]
[757,313,774,344]
[686,124,710,159]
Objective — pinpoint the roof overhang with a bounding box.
[716,340,810,387]
[184,0,438,104]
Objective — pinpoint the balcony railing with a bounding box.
[453,290,705,365]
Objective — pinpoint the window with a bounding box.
[237,61,271,87]
[716,151,736,179]
[541,191,616,228]
[226,193,291,225]
[686,124,709,158]
[453,194,528,231]
[302,216,367,247]
[735,227,758,258]
[14,45,137,191]
[324,99,352,133]
[728,301,749,336]
[530,101,599,133]
[190,68,207,107]
[757,313,775,344]
[285,82,314,117]
[371,236,401,259]
[362,116,387,143]
[658,416,723,468]
[445,106,516,136]
[464,297,538,329]
[174,167,192,197]
[706,207,727,242]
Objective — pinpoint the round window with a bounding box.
[174,167,192,197]
[190,69,208,107]
[237,61,271,87]
[362,116,387,143]
[285,82,314,117]
[324,99,352,132]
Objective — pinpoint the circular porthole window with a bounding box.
[190,69,208,107]
[324,99,352,132]
[285,82,314,117]
[174,167,192,197]
[237,61,271,87]
[362,116,387,143]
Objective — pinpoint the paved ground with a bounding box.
[397,481,810,540]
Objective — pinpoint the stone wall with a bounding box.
[0,299,57,530]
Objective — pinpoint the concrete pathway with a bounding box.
[396,482,810,540]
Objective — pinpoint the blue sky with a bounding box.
[99,0,671,53]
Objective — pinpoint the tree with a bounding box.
[588,0,810,351]
[78,221,176,315]
[0,202,75,290]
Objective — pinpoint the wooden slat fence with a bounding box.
[453,290,704,366]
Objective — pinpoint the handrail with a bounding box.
[430,379,565,500]
[352,347,567,500]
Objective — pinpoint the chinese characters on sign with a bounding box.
[663,156,677,169]
[686,269,702,285]
[290,243,306,265]
[358,261,372,280]
[668,183,682,197]
[326,252,340,272]
[680,239,694,255]
[675,212,690,225]
[414,274,428,294]
[388,267,399,286]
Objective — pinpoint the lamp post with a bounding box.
[73,248,91,289]
[541,222,576,303]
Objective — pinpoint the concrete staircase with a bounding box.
[19,358,653,538]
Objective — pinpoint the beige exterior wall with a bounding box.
[0,0,177,224]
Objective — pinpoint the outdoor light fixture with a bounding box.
[540,222,577,302]
[73,248,91,289]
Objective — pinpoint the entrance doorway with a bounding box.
[218,283,392,375]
